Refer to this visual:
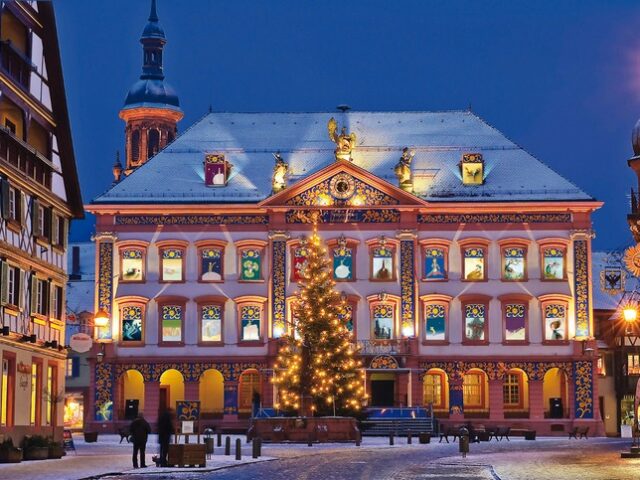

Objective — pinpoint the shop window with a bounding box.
[200,304,222,343]
[160,304,183,343]
[199,246,224,282]
[502,246,526,281]
[120,248,145,282]
[160,248,184,282]
[121,304,144,343]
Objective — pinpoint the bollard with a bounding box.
[217,432,222,447]
[225,436,231,456]
[355,430,361,447]
[252,438,258,458]
[459,427,470,459]
[308,432,314,447]
[407,432,412,444]
[257,437,262,457]
[235,438,242,460]
[389,432,394,446]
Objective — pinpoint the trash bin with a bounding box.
[418,432,431,444]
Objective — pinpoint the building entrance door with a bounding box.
[370,372,395,406]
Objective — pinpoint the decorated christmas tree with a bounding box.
[273,224,366,416]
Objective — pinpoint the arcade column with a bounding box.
[144,381,160,425]
[488,379,504,420]
[449,379,464,421]
[224,381,239,420]
[528,379,545,420]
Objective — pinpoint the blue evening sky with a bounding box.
[55,0,640,250]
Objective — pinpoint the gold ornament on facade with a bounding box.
[394,147,415,192]
[328,117,357,161]
[272,151,289,193]
[624,244,640,277]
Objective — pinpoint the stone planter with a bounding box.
[48,445,65,459]
[418,432,431,444]
[23,447,49,461]
[0,448,22,463]
[524,431,536,440]
[84,432,98,443]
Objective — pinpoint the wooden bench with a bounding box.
[489,426,511,441]
[118,427,130,444]
[569,426,589,439]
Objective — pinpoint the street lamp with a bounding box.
[620,302,640,458]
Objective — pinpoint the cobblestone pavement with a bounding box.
[103,437,640,480]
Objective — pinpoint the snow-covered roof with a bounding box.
[93,111,592,204]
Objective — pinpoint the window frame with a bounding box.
[157,240,188,284]
[459,294,491,345]
[538,238,569,282]
[117,297,149,346]
[366,237,398,282]
[423,369,447,410]
[539,294,571,345]
[235,240,267,283]
[498,293,531,345]
[195,295,226,346]
[234,295,267,345]
[462,369,487,410]
[367,293,400,340]
[503,370,524,409]
[498,238,529,282]
[459,238,490,282]
[419,239,450,282]
[420,294,452,345]
[326,236,359,282]
[117,241,149,284]
[195,239,227,283]
[156,296,187,346]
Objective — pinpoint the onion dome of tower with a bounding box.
[633,118,640,156]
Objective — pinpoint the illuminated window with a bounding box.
[51,284,63,320]
[464,303,487,342]
[45,365,53,425]
[240,305,261,341]
[238,370,261,413]
[423,372,444,408]
[504,303,526,342]
[503,373,521,407]
[370,243,395,281]
[121,305,143,343]
[463,372,484,408]
[425,304,446,342]
[200,304,222,343]
[502,247,526,281]
[628,354,640,375]
[121,248,144,282]
[160,305,183,343]
[543,304,567,342]
[372,304,394,340]
[423,247,447,281]
[463,247,485,281]
[199,247,223,282]
[541,247,565,281]
[597,355,606,376]
[65,358,73,377]
[239,249,262,282]
[160,248,184,282]
[460,153,484,185]
[1,358,10,426]
[30,362,40,425]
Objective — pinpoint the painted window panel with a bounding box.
[372,246,393,281]
[504,304,526,341]
[503,248,525,281]
[333,246,353,281]
[161,305,182,342]
[425,304,446,341]
[464,304,485,341]
[201,305,222,342]
[424,248,446,280]
[338,304,354,332]
[121,306,143,342]
[543,248,564,280]
[161,249,183,282]
[240,249,261,281]
[121,249,143,282]
[544,304,566,341]
[373,304,394,339]
[292,245,309,282]
[201,248,223,282]
[241,305,261,341]
[463,248,484,281]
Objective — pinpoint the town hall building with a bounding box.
[86,1,604,435]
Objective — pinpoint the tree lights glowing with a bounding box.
[273,223,367,416]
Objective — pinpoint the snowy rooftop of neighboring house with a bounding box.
[92,110,592,204]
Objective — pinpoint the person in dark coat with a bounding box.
[129,413,151,468]
[157,408,174,467]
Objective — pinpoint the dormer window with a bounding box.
[460,153,484,185]
[204,153,232,187]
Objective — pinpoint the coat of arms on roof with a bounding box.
[600,266,626,295]
[460,153,484,185]
[328,117,356,161]
[204,153,232,187]
[272,152,289,194]
[394,147,415,193]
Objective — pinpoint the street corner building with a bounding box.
[0,2,83,442]
[85,1,604,436]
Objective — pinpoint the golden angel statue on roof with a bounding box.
[328,117,356,161]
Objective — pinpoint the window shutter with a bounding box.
[18,191,25,225]
[0,177,9,220]
[61,218,68,249]
[30,274,38,315]
[49,282,55,318]
[43,280,50,316]
[71,357,80,378]
[44,208,52,242]
[31,198,40,237]
[0,261,8,305]
[50,212,58,246]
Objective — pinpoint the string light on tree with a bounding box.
[273,220,367,416]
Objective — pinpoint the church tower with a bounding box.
[119,0,183,176]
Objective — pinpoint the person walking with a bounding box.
[157,408,174,467]
[129,413,151,468]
